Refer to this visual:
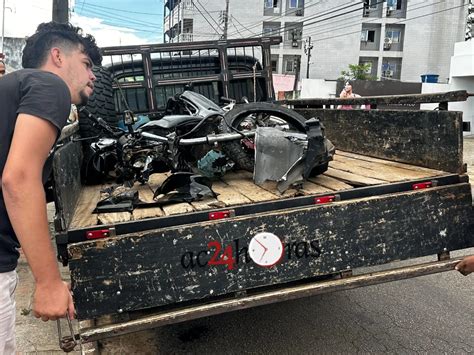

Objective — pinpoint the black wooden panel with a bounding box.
[69,183,474,319]
[295,109,463,173]
[52,140,83,231]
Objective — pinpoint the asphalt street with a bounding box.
[16,137,474,354]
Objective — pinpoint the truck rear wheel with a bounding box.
[78,66,118,139]
[219,103,308,171]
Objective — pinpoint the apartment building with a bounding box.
[163,0,468,82]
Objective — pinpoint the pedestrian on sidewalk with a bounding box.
[0,22,101,354]
[338,81,361,109]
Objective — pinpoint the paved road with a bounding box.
[16,137,474,354]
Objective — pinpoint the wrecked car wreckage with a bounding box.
[80,90,335,212]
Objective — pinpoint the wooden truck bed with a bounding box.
[51,92,474,341]
[69,151,448,229]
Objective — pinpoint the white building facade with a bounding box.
[163,0,469,82]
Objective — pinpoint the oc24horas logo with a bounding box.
[180,232,321,270]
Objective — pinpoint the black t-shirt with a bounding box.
[0,69,71,272]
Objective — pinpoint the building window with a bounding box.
[369,0,377,8]
[263,22,280,36]
[285,59,295,72]
[361,29,375,42]
[285,27,302,41]
[387,0,402,9]
[289,0,302,9]
[360,61,373,73]
[271,59,278,72]
[265,0,279,8]
[386,30,401,43]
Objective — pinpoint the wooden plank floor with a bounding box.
[69,151,449,229]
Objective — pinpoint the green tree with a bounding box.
[339,63,376,81]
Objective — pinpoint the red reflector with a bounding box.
[209,210,233,220]
[86,229,111,240]
[314,195,336,204]
[412,182,432,190]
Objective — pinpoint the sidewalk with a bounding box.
[14,204,86,354]
[14,136,474,354]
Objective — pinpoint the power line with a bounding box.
[226,0,335,37]
[72,10,162,34]
[309,2,469,43]
[231,18,246,37]
[74,1,163,16]
[301,0,423,35]
[76,5,163,28]
[190,0,222,37]
[194,0,222,31]
[231,15,259,36]
[303,0,443,39]
[257,0,381,39]
[76,6,163,29]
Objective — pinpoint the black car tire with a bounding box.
[218,103,308,171]
[78,66,117,139]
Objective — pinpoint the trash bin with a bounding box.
[420,74,439,83]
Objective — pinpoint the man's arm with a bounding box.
[455,255,474,276]
[1,113,74,321]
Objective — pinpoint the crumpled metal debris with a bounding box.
[197,150,234,178]
[153,172,217,203]
[253,118,335,193]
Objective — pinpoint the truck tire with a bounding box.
[78,66,117,138]
[219,103,308,171]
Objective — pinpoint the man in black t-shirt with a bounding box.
[0,22,101,353]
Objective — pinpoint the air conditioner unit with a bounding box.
[295,9,303,16]
[363,7,370,17]
[384,70,394,78]
[383,37,392,49]
[386,6,394,16]
[292,41,299,48]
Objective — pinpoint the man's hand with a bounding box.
[455,256,474,276]
[33,280,75,321]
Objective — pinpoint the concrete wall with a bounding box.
[420,83,450,110]
[449,41,474,136]
[300,78,337,98]
[3,37,26,70]
[401,0,466,83]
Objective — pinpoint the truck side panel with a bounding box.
[296,109,464,174]
[69,183,474,319]
[52,130,83,231]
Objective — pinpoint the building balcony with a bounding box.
[179,33,194,42]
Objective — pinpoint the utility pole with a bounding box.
[304,36,313,79]
[53,0,69,24]
[292,56,300,95]
[222,0,229,39]
[1,0,6,56]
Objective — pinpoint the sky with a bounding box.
[71,0,164,46]
[1,0,164,47]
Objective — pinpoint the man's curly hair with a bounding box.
[22,22,102,68]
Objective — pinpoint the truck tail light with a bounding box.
[86,229,112,240]
[314,195,337,204]
[412,181,433,190]
[209,210,234,220]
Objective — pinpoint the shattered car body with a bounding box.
[254,118,335,192]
